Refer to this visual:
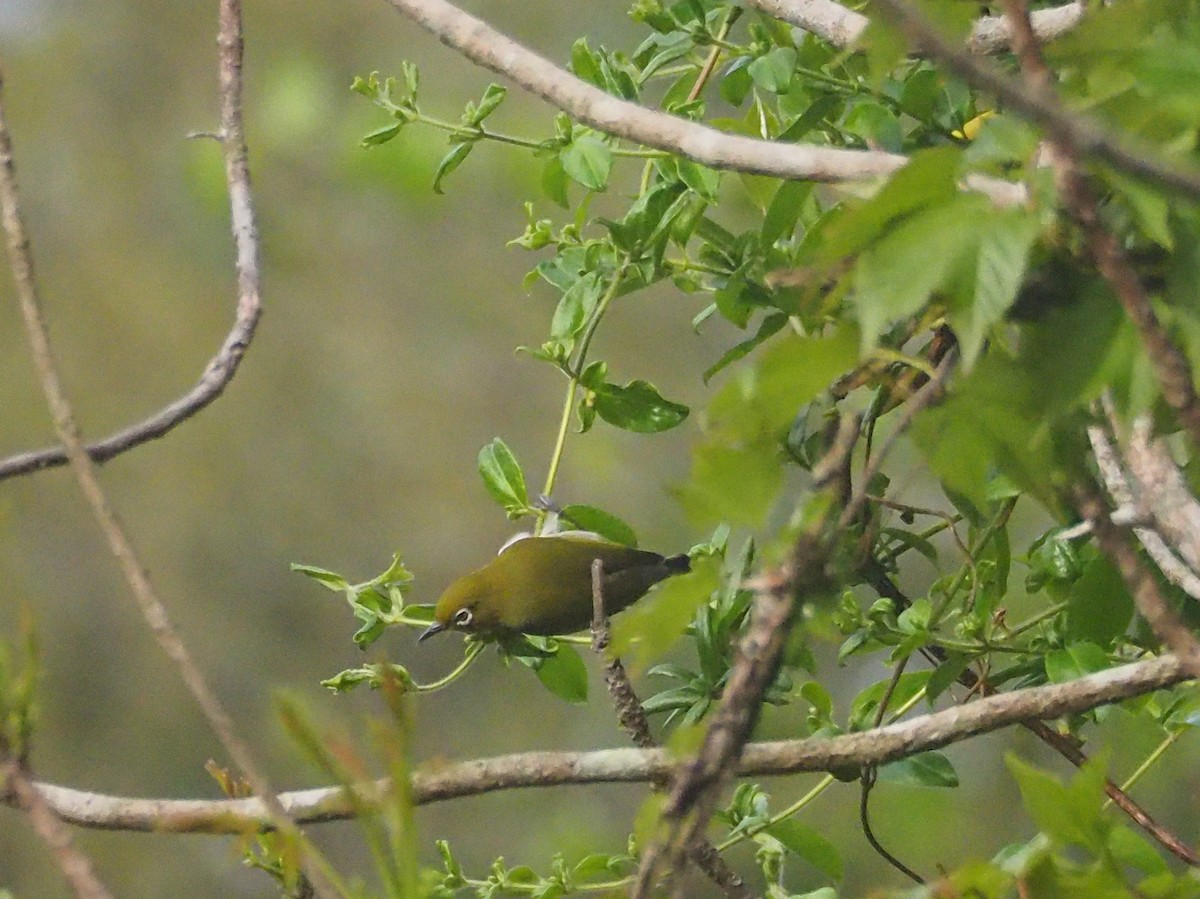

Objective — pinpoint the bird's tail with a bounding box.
[664,553,691,574]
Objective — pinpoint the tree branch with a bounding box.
[15,653,1186,834]
[0,7,334,898]
[869,0,1200,201]
[741,0,1085,54]
[3,760,113,899]
[378,0,1025,207]
[0,0,264,483]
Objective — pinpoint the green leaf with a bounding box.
[560,135,612,191]
[611,554,721,672]
[478,438,530,517]
[675,438,783,529]
[466,83,506,126]
[747,47,796,94]
[432,142,472,194]
[853,193,990,350]
[843,101,902,152]
[763,819,843,882]
[761,180,812,246]
[593,379,689,432]
[1006,754,1106,851]
[947,208,1041,368]
[550,271,603,342]
[291,564,349,591]
[534,644,589,703]
[360,122,403,147]
[541,156,570,208]
[559,504,638,547]
[706,325,861,439]
[702,313,788,383]
[879,751,959,788]
[818,146,962,263]
[1065,557,1134,646]
[1044,642,1110,684]
[676,160,721,201]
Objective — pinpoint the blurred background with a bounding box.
[0,1,1196,896]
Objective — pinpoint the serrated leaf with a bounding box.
[478,438,530,516]
[853,193,989,350]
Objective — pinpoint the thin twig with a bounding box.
[14,653,1186,833]
[0,8,334,898]
[0,14,264,483]
[589,561,753,899]
[3,760,113,899]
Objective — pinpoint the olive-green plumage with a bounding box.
[422,533,688,638]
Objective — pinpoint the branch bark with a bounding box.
[15,653,1186,834]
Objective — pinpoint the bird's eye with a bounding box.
[453,608,474,628]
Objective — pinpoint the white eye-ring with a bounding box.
[453,608,474,628]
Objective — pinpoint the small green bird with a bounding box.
[420,532,689,639]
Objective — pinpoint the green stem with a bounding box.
[1104,728,1186,810]
[537,259,630,529]
[414,641,484,692]
[414,113,666,158]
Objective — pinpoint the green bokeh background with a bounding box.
[1,2,1196,896]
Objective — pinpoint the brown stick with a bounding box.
[589,560,754,899]
[0,7,334,898]
[3,760,113,899]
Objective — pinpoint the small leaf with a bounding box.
[593,379,689,433]
[612,554,721,672]
[467,83,507,125]
[478,438,530,517]
[1044,642,1110,684]
[432,142,472,194]
[534,644,589,703]
[291,564,349,591]
[747,47,796,94]
[360,122,403,147]
[763,819,843,881]
[560,504,638,547]
[560,135,612,191]
[878,751,959,788]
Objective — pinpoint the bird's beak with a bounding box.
[418,621,446,642]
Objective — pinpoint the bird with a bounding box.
[419,531,690,639]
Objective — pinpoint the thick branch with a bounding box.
[17,653,1186,834]
[379,0,1025,206]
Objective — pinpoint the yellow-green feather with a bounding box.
[433,535,684,636]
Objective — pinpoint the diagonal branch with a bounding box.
[15,653,1187,834]
[379,0,1025,207]
[0,6,264,483]
[869,0,1200,201]
[742,0,1085,54]
[0,6,334,898]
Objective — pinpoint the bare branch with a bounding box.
[1077,488,1200,678]
[3,760,113,899]
[741,0,1084,54]
[0,7,333,897]
[1088,422,1200,601]
[870,0,1200,201]
[18,653,1186,834]
[589,561,754,899]
[0,4,264,483]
